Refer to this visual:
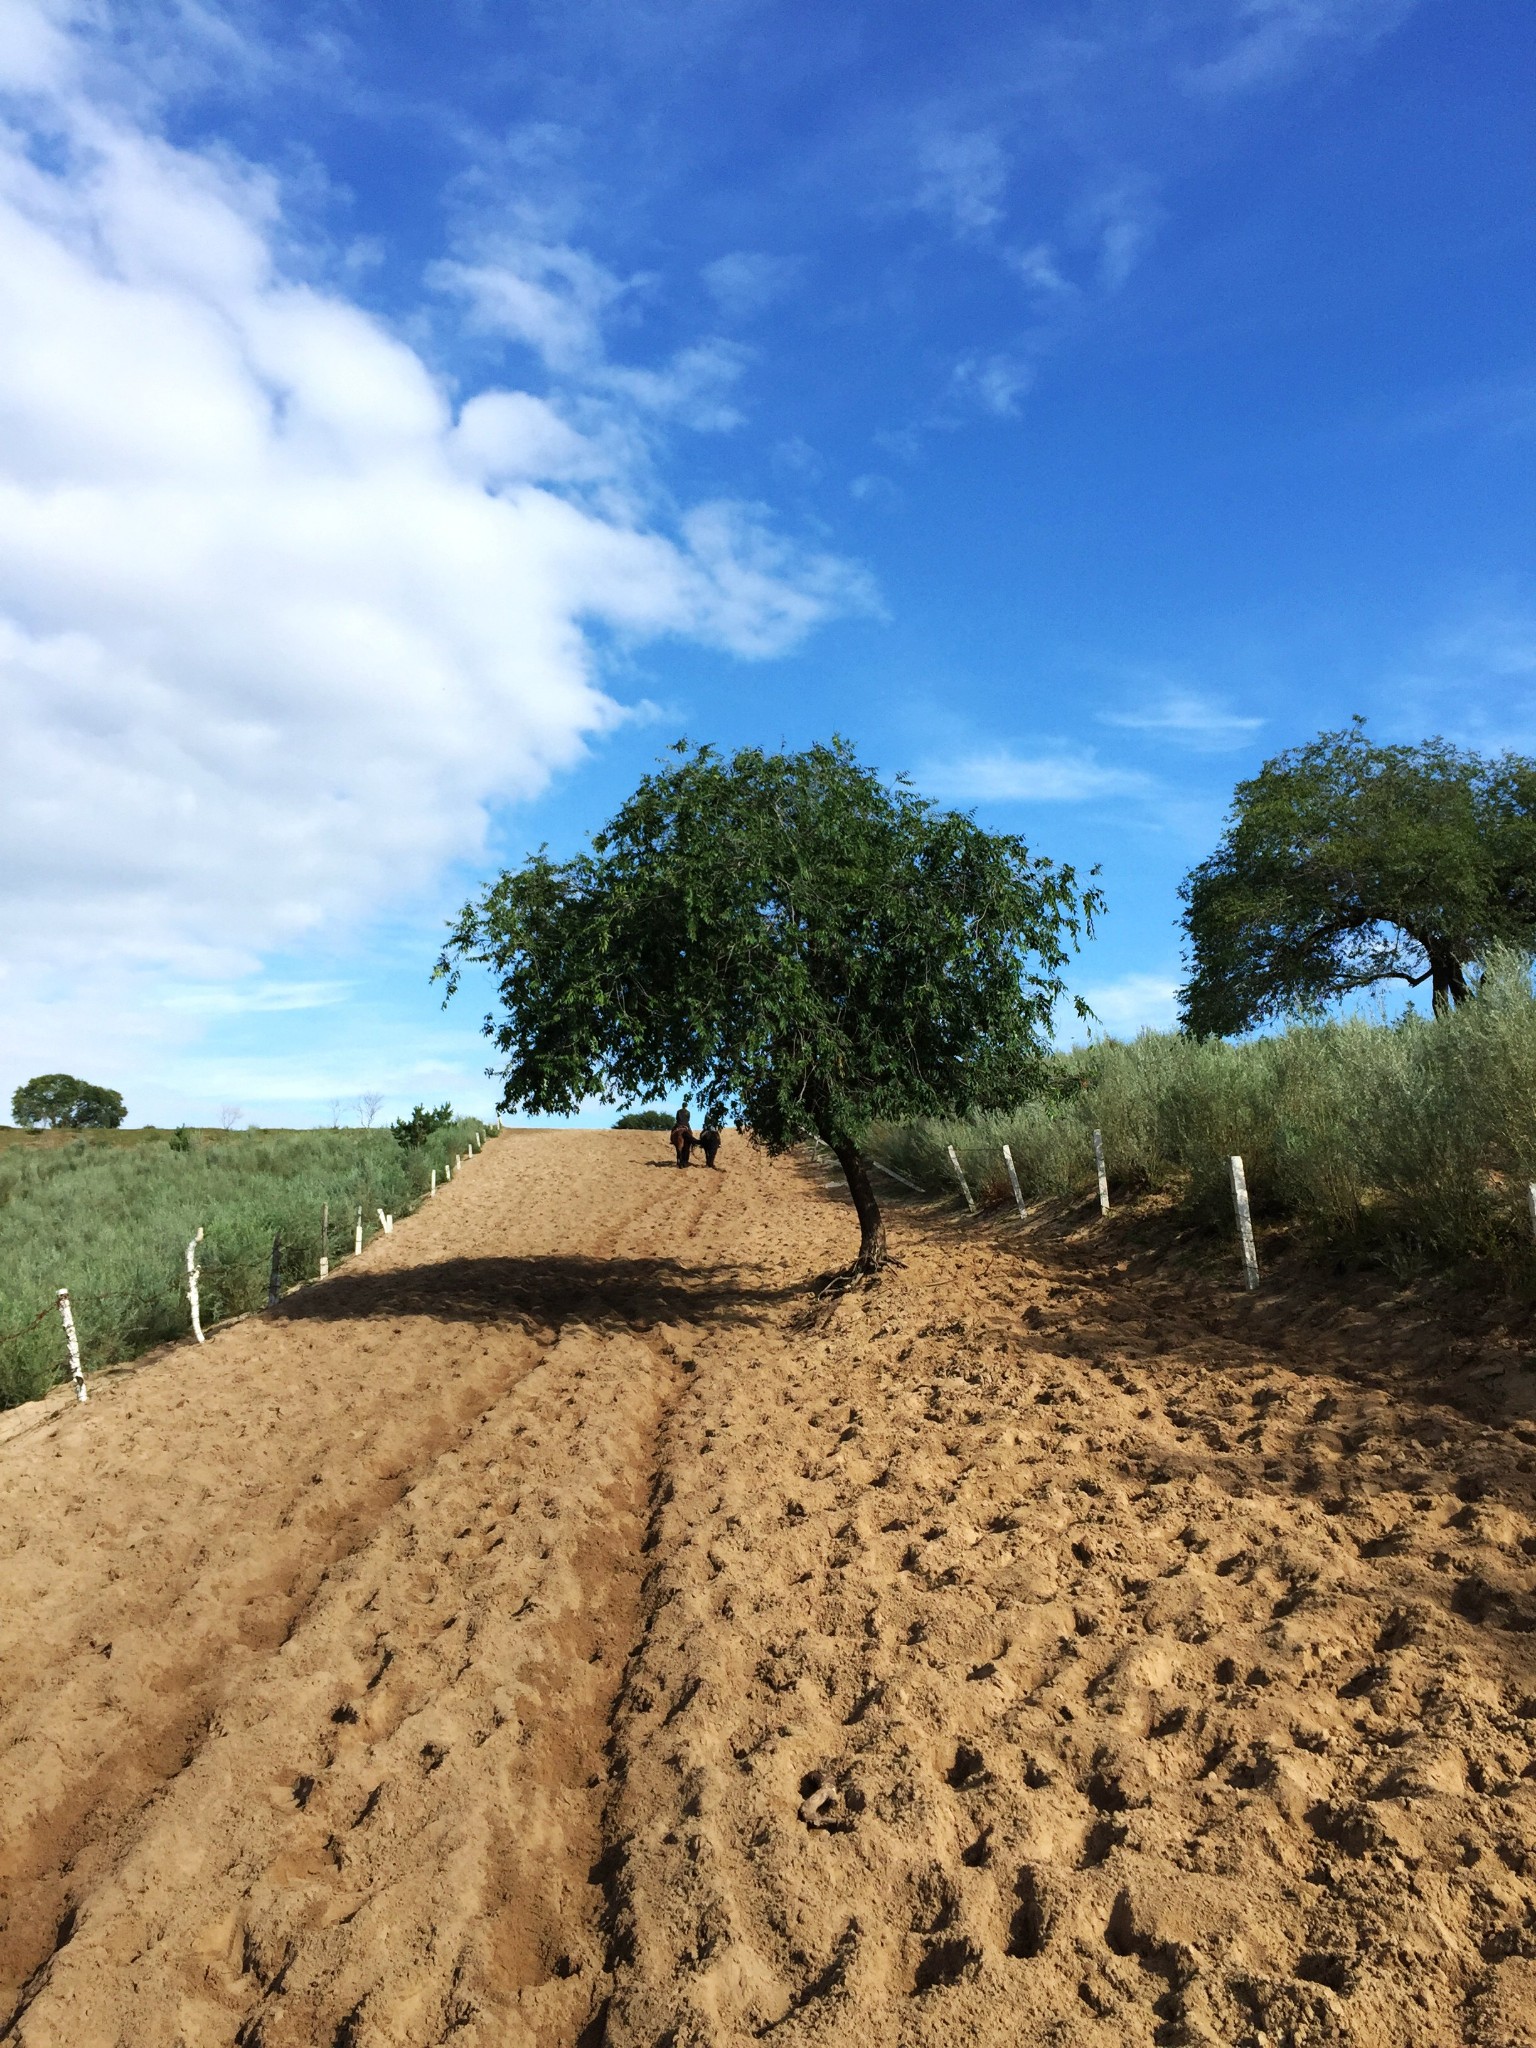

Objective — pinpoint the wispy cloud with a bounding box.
[1387,598,1536,754]
[923,746,1152,804]
[1183,0,1422,99]
[916,127,1009,236]
[1100,688,1263,751]
[1067,970,1182,1041]
[157,981,353,1017]
[701,250,801,321]
[950,351,1034,417]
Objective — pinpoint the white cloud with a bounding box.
[950,351,1034,417]
[433,241,753,430]
[430,239,635,376]
[922,746,1152,803]
[701,250,800,321]
[1070,971,1181,1039]
[916,127,1009,236]
[156,980,352,1017]
[0,8,871,1037]
[1072,175,1163,293]
[1005,242,1075,298]
[1386,598,1536,754]
[1184,0,1420,98]
[1101,688,1263,750]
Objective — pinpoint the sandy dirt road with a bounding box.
[4,1131,1536,2046]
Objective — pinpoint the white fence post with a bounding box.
[354,1205,363,1256]
[444,1159,451,1181]
[1092,1130,1110,1216]
[56,1289,87,1402]
[1001,1145,1028,1221]
[1230,1155,1260,1292]
[186,1227,205,1343]
[430,1168,437,1199]
[946,1145,976,1214]
[1528,1182,1536,1241]
[377,1208,393,1237]
[319,1202,329,1279]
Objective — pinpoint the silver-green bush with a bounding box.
[872,950,1536,1272]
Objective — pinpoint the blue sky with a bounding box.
[1,0,1532,1126]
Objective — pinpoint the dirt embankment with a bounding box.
[4,1133,1536,2046]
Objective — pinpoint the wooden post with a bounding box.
[444,1159,451,1181]
[186,1227,205,1342]
[320,1201,329,1278]
[1229,1155,1260,1292]
[56,1289,87,1403]
[354,1205,363,1256]
[268,1233,282,1308]
[1528,1182,1536,1240]
[947,1144,976,1214]
[1001,1145,1028,1220]
[1092,1130,1110,1216]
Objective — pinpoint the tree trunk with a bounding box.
[1429,951,1470,1015]
[831,1138,887,1273]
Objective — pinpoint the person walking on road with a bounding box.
[670,1107,695,1168]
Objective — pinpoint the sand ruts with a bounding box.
[3,1132,1536,2044]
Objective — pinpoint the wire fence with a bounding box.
[0,1123,491,1410]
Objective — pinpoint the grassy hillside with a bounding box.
[875,951,1536,1279]
[0,1122,488,1408]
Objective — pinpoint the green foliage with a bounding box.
[439,738,1100,1268]
[1180,720,1536,1035]
[392,1101,455,1148]
[613,1109,676,1130]
[439,738,1099,1144]
[878,949,1536,1275]
[12,1073,127,1129]
[0,1120,485,1409]
[169,1125,193,1153]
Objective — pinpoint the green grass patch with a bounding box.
[0,1121,489,1409]
[873,951,1536,1278]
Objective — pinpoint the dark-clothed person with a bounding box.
[670,1110,695,1168]
[699,1114,723,1168]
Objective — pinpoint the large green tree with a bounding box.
[438,740,1102,1272]
[1180,720,1536,1035]
[11,1074,127,1129]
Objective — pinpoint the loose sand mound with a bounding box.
[3,1133,1536,2046]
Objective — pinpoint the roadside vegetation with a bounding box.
[0,1120,487,1409]
[875,948,1536,1278]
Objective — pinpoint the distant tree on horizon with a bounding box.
[12,1073,127,1129]
[437,739,1101,1274]
[1180,720,1536,1035]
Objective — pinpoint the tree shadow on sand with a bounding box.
[274,1253,800,1335]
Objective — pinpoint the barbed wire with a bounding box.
[0,1302,57,1349]
[0,1130,491,1379]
